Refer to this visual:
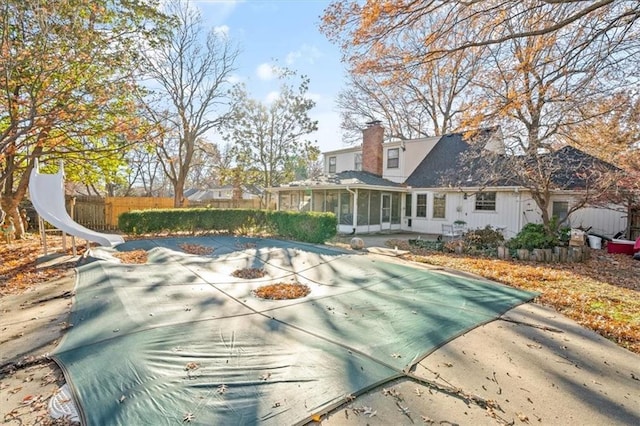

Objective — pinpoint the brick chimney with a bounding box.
[362,120,384,176]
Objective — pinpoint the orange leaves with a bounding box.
[113,250,147,264]
[253,283,310,300]
[0,235,80,296]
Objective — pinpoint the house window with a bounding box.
[433,193,446,219]
[354,153,362,171]
[328,156,337,173]
[405,194,412,216]
[475,192,496,211]
[552,201,569,224]
[387,148,399,169]
[416,194,427,217]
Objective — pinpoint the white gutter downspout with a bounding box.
[346,186,357,234]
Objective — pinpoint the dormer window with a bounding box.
[328,156,336,174]
[387,148,399,169]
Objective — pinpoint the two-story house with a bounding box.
[270,121,628,238]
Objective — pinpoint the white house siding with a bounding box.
[569,206,627,236]
[404,190,524,237]
[403,190,627,239]
[382,137,440,183]
[324,148,360,174]
[518,194,627,238]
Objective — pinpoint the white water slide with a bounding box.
[29,162,124,247]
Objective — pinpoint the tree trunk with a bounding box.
[1,147,42,239]
[173,174,186,208]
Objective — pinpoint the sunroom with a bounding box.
[269,171,406,234]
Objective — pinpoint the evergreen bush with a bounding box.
[118,208,337,244]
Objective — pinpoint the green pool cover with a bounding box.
[53,237,536,425]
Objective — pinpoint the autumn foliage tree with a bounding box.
[0,0,166,237]
[322,0,640,235]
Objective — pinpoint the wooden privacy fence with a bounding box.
[67,196,268,230]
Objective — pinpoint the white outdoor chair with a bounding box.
[442,224,464,241]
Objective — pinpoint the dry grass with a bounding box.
[387,239,640,354]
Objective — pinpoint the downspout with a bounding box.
[347,186,357,234]
[516,187,521,236]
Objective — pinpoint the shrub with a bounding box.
[508,223,559,250]
[118,208,337,244]
[463,225,505,252]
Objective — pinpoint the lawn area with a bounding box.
[387,239,640,354]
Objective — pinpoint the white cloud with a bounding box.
[256,63,284,81]
[286,44,322,66]
[213,25,230,36]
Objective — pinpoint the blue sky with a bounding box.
[192,0,348,153]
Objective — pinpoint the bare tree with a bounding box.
[186,140,221,189]
[321,0,639,66]
[326,9,482,143]
[141,0,238,207]
[123,143,170,196]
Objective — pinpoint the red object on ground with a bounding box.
[607,239,636,255]
[635,237,640,251]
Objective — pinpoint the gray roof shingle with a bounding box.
[406,133,617,190]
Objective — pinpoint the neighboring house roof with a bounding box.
[243,184,264,196]
[185,185,263,201]
[183,188,199,197]
[276,170,403,189]
[187,190,217,201]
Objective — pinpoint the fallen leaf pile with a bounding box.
[178,243,213,255]
[389,240,640,354]
[0,235,82,295]
[253,283,311,300]
[232,268,267,279]
[113,250,147,264]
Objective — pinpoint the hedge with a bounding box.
[118,208,337,244]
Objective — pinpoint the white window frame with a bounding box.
[475,191,496,211]
[328,156,337,174]
[416,193,427,217]
[387,148,399,169]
